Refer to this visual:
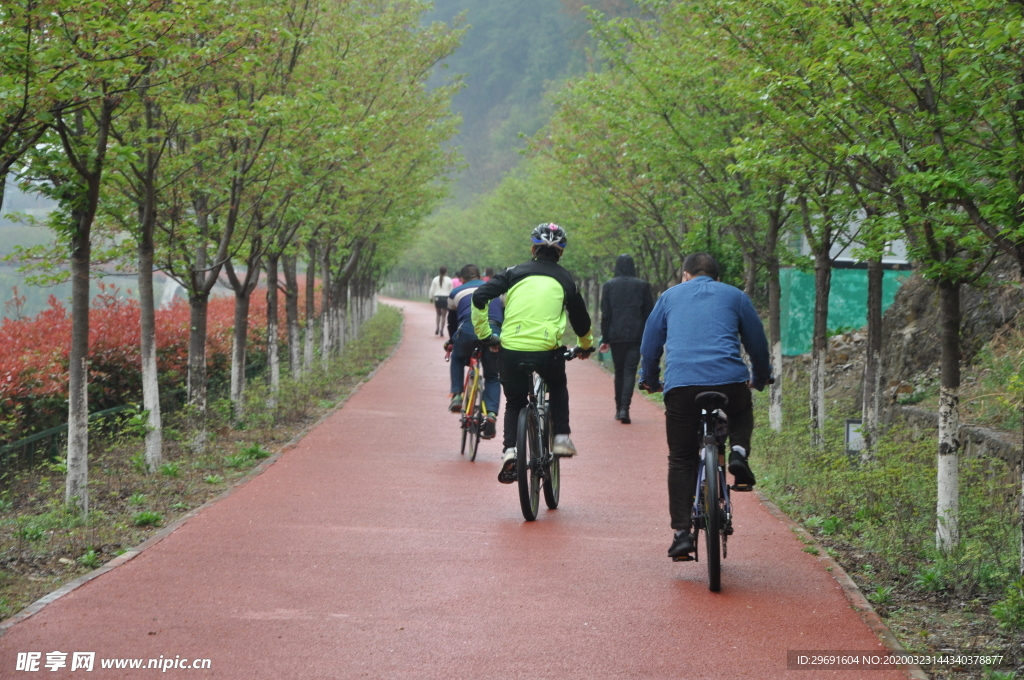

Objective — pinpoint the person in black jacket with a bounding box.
[598,254,655,423]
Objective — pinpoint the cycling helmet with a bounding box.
[531,223,567,250]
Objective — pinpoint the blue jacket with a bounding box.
[639,276,772,392]
[448,279,502,339]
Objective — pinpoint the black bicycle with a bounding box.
[515,346,588,521]
[674,390,735,592]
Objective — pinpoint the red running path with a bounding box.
[1,299,905,679]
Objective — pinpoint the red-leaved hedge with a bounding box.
[0,283,302,443]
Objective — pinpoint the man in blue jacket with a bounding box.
[639,253,772,559]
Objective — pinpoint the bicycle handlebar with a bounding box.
[563,346,594,361]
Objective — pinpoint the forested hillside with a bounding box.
[428,0,634,201]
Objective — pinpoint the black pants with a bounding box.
[664,383,753,531]
[499,348,569,449]
[610,342,641,412]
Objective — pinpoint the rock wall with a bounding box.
[880,256,1024,389]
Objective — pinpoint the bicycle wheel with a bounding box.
[468,386,482,462]
[516,406,540,521]
[459,368,477,457]
[542,420,560,509]
[702,442,721,592]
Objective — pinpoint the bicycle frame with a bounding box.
[688,407,734,565]
[515,347,584,520]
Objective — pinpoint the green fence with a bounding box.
[779,267,909,356]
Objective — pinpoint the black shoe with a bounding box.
[728,450,756,488]
[619,409,630,424]
[668,530,695,558]
[614,408,624,420]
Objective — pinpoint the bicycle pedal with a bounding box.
[671,554,696,562]
[730,484,754,492]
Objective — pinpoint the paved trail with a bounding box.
[1,299,905,679]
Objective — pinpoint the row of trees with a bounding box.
[537,0,1024,556]
[401,0,1024,557]
[1,0,461,510]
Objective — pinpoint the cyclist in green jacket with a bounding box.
[470,223,595,483]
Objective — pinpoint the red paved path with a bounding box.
[1,300,904,679]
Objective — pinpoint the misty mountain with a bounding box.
[428,0,632,201]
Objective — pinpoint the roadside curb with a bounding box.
[0,301,406,636]
[756,491,929,680]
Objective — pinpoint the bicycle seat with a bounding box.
[694,391,729,411]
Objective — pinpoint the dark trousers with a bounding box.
[610,342,641,412]
[499,348,569,449]
[665,383,753,531]
[450,325,501,415]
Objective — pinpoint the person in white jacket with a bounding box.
[428,266,453,335]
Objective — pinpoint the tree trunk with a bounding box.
[320,246,332,368]
[862,257,884,461]
[742,250,757,298]
[810,245,831,447]
[304,242,316,372]
[283,253,301,379]
[187,292,209,414]
[229,289,251,420]
[767,256,783,431]
[266,254,281,405]
[66,223,90,511]
[936,278,961,553]
[137,221,162,473]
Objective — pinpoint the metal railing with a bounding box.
[0,404,135,470]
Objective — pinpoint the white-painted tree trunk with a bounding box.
[66,354,89,512]
[321,305,332,368]
[936,385,960,552]
[230,333,246,419]
[141,352,162,471]
[138,245,162,473]
[809,349,826,448]
[861,348,881,464]
[267,316,280,408]
[288,317,301,381]
[769,340,783,431]
[304,321,316,372]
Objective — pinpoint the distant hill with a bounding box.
[428,0,634,202]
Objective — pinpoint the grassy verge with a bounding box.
[0,304,402,621]
[752,379,1022,679]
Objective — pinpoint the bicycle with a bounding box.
[446,343,484,461]
[675,390,734,593]
[640,378,773,592]
[514,345,589,521]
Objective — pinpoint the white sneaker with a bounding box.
[498,448,517,484]
[552,435,576,456]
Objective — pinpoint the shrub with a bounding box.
[133,511,162,527]
[992,577,1024,631]
[78,549,102,569]
[0,280,311,445]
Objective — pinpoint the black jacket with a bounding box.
[600,254,654,344]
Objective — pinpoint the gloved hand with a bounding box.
[481,334,501,348]
[443,341,453,353]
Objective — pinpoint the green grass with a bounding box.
[753,379,1019,600]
